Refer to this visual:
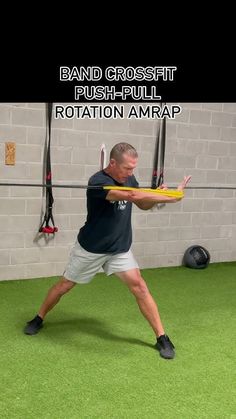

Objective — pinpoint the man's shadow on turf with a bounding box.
[43,316,155,350]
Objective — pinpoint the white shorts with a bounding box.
[63,241,139,284]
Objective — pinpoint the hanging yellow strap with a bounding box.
[103,186,184,198]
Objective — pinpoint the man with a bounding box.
[24,143,191,360]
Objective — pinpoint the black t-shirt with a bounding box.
[78,170,139,254]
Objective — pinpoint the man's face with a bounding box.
[110,153,138,183]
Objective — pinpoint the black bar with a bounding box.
[0,183,98,189]
[185,187,236,190]
[0,183,235,190]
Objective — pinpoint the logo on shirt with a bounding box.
[110,200,128,210]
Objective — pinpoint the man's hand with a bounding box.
[177,175,192,191]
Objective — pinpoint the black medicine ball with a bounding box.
[183,245,210,269]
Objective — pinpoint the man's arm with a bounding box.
[106,189,181,209]
[105,176,191,208]
[131,191,181,210]
[134,175,192,210]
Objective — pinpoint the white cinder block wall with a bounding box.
[0,103,236,280]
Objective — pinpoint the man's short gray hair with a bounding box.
[110,142,138,163]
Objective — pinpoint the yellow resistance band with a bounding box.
[103,186,184,198]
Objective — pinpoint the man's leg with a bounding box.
[38,277,76,319]
[115,268,175,359]
[116,269,164,337]
[24,277,76,335]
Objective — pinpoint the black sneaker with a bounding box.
[24,315,43,335]
[156,335,175,359]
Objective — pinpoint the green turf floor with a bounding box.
[0,263,236,419]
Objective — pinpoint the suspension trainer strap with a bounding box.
[39,103,58,234]
[151,103,166,189]
[151,122,160,189]
[157,106,166,187]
